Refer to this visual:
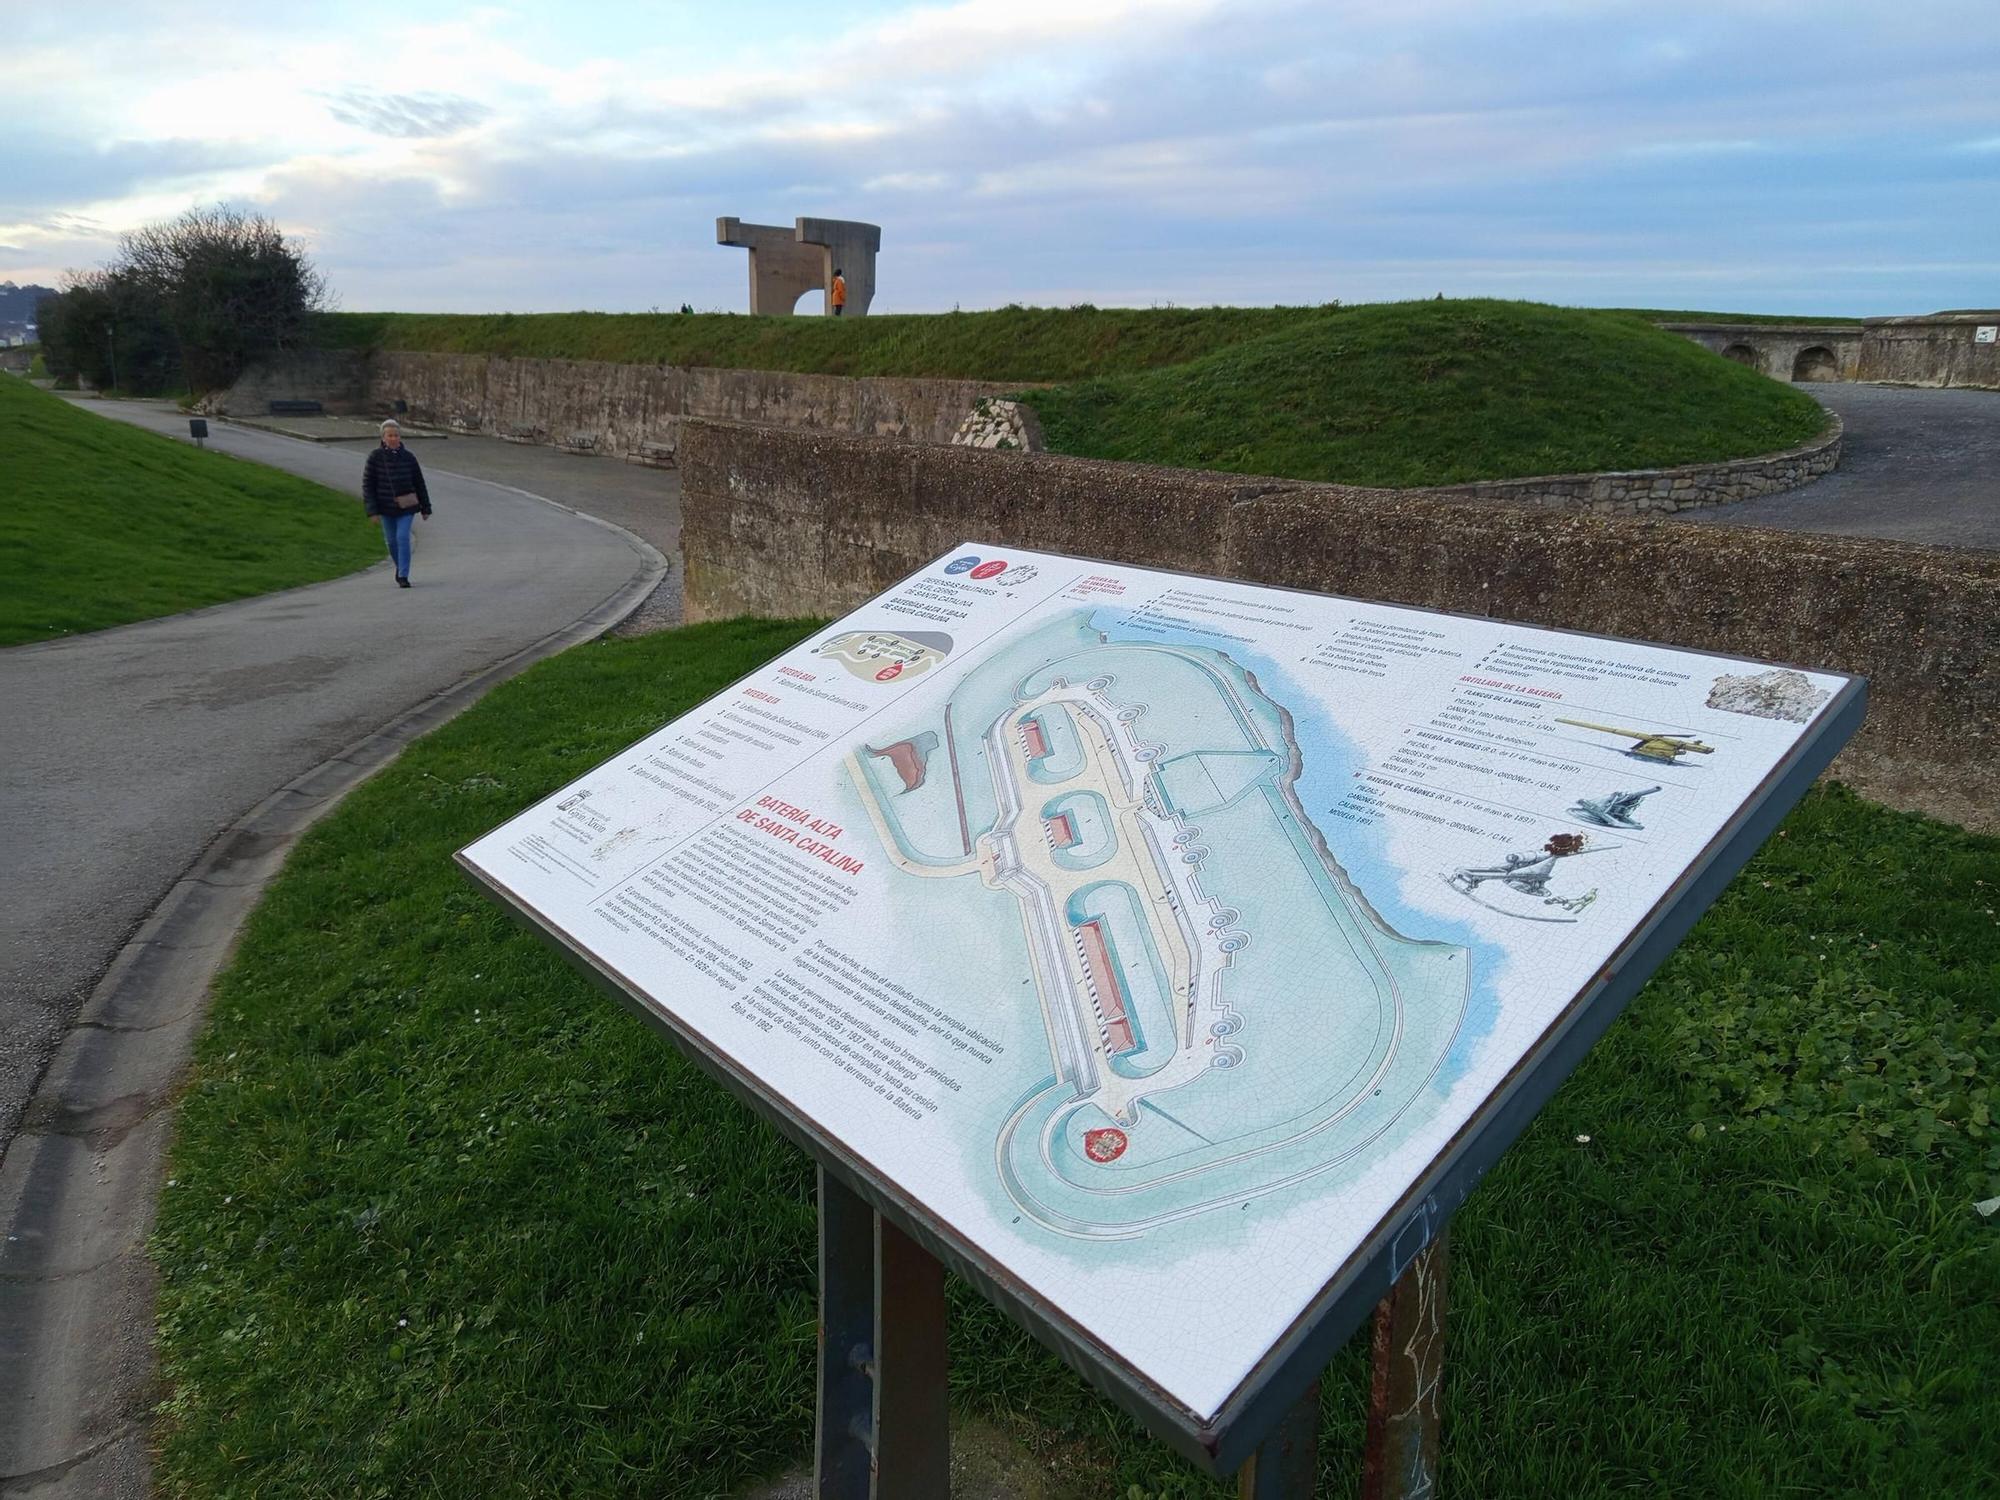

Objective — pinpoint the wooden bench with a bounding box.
[557,431,600,455]
[268,399,323,416]
[498,423,545,445]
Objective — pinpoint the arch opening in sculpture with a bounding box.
[1721,343,1761,370]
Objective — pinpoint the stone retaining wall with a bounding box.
[1424,415,1842,515]
[389,351,1023,454]
[679,418,1999,831]
[1663,311,2000,389]
[1857,312,2000,389]
[211,349,370,415]
[215,350,1026,453]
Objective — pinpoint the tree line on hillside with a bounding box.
[37,206,328,396]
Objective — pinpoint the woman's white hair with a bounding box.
[379,418,401,434]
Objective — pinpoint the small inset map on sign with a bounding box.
[816,629,953,684]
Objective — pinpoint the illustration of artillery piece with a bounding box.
[1569,785,1660,829]
[1446,832,1607,923]
[1556,719,1715,765]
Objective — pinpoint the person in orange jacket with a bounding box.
[830,267,847,316]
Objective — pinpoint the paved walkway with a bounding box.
[0,400,674,1497]
[1679,384,2000,548]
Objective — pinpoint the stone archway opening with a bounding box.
[1792,345,1839,382]
[792,286,827,316]
[1722,343,1761,370]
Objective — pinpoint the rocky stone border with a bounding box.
[954,402,1842,516]
[1422,413,1843,515]
[949,397,1044,451]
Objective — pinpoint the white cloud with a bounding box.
[2,0,1996,309]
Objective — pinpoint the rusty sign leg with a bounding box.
[1361,1232,1449,1500]
[872,1210,950,1497]
[1237,1380,1319,1498]
[815,1167,951,1500]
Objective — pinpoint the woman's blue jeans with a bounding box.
[380,511,416,578]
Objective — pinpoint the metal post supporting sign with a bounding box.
[817,1169,950,1499]
[819,1227,1445,1498]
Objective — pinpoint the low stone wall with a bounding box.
[1425,415,1841,515]
[679,418,1999,831]
[366,351,1024,456]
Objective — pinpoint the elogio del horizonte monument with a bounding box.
[717,215,882,316]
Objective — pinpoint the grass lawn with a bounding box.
[0,377,382,646]
[1021,299,1831,487]
[153,623,1999,1499]
[312,304,1308,383]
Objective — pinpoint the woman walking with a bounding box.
[361,420,432,588]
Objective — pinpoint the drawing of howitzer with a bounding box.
[1556,719,1715,764]
[1570,785,1661,828]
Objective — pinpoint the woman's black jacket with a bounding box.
[361,443,433,517]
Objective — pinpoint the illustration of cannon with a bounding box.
[1556,719,1714,764]
[1570,785,1661,829]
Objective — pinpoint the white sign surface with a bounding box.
[1976,325,1997,344]
[461,545,1850,1422]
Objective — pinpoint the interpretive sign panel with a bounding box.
[459,545,1862,1460]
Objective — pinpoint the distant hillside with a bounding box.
[0,281,55,328]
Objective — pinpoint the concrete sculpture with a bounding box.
[716,216,881,317]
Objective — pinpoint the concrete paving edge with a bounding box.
[0,506,668,1498]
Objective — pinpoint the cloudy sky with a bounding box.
[3,0,1996,316]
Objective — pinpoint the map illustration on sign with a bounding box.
[846,613,1468,1237]
[458,544,1858,1425]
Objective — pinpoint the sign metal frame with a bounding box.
[458,545,1867,1478]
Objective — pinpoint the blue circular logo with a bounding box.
[943,556,980,575]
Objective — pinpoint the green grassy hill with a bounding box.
[0,378,382,645]
[1022,300,1831,487]
[315,299,1831,488]
[312,304,1305,383]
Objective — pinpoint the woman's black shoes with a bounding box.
[396,575,411,588]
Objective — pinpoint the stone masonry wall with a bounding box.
[1424,416,1842,515]
[678,418,1999,832]
[1665,312,2000,390]
[1856,313,2000,389]
[212,349,370,415]
[363,351,1026,456]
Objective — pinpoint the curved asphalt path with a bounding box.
[0,401,666,1497]
[1680,383,2000,547]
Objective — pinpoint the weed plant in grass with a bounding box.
[0,378,380,645]
[154,623,1999,1499]
[1022,299,1832,487]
